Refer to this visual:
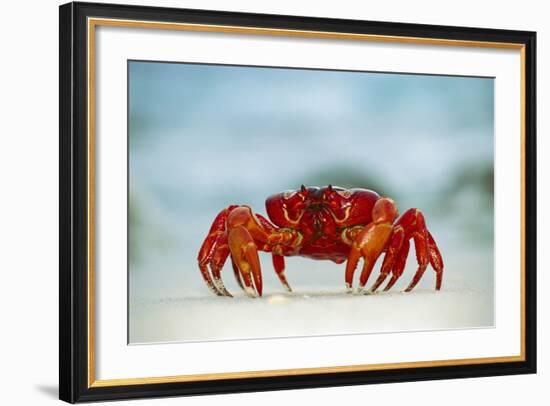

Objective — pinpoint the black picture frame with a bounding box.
[59,1,537,403]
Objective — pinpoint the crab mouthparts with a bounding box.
[307,203,326,211]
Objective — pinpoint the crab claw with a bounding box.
[345,223,393,292]
[231,259,245,291]
[345,197,397,292]
[228,226,263,297]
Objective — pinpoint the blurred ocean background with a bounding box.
[128,61,494,344]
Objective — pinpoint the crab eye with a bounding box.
[298,185,309,198]
[323,186,334,199]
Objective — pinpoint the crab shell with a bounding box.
[265,185,384,230]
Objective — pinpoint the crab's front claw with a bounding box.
[345,223,393,293]
[228,225,263,297]
[344,197,398,293]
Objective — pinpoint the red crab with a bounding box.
[198,185,443,297]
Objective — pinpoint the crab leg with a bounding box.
[197,207,235,296]
[428,231,444,290]
[404,228,429,292]
[369,225,405,292]
[272,254,292,292]
[383,240,410,291]
[208,237,233,297]
[377,208,444,292]
[397,209,445,292]
[199,261,221,296]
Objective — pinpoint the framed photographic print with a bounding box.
[59,1,537,403]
